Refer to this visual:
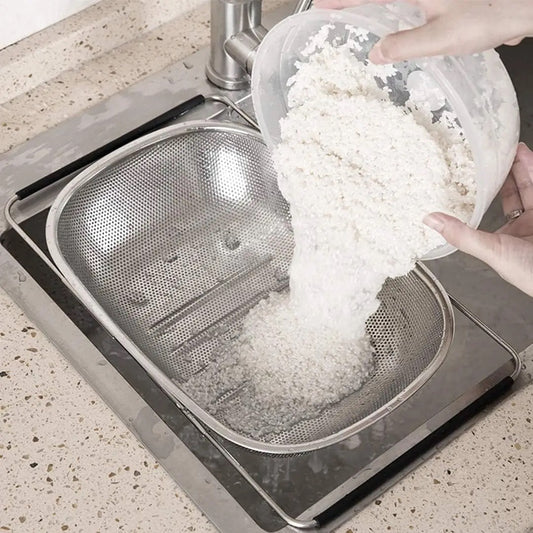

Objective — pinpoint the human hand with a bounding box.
[312,0,533,64]
[423,143,533,297]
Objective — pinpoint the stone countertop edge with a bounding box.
[0,1,532,532]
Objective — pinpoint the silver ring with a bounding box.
[505,208,524,221]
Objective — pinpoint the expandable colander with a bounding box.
[46,120,453,454]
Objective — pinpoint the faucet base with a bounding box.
[206,62,250,91]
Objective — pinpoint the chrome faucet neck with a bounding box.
[207,0,313,90]
[206,0,263,90]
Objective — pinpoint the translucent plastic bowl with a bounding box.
[251,4,520,259]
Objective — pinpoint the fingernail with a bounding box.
[369,41,388,64]
[515,142,533,167]
[423,213,446,233]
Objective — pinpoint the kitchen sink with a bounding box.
[1,26,532,532]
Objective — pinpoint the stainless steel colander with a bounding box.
[45,120,453,454]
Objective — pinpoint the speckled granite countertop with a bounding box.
[0,1,532,532]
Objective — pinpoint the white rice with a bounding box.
[184,26,476,438]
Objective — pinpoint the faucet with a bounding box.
[206,0,313,90]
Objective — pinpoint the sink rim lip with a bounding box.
[44,118,455,455]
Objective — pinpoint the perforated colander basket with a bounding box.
[46,121,454,454]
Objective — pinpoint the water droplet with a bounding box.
[128,290,149,306]
[274,267,288,282]
[224,232,240,251]
[165,253,178,263]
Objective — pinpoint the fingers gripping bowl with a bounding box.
[251,4,520,259]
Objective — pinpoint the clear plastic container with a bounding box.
[251,4,520,259]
